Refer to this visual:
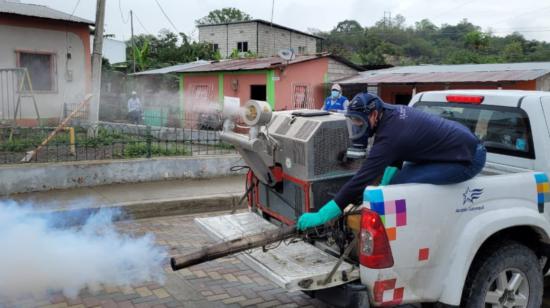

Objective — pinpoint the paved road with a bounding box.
[4,211,550,308]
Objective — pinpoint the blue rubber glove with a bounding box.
[380,166,398,186]
[297,200,342,231]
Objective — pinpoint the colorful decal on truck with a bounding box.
[373,278,404,306]
[535,173,550,213]
[366,188,407,241]
[418,248,430,261]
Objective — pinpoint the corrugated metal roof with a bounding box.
[180,55,316,72]
[338,62,550,84]
[179,54,362,73]
[130,61,212,76]
[197,19,324,40]
[0,0,93,25]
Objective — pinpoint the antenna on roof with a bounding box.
[278,48,295,61]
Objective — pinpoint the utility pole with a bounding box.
[131,9,136,73]
[270,0,275,55]
[89,0,106,124]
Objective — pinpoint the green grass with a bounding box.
[77,128,135,148]
[0,139,35,152]
[212,143,234,150]
[123,143,190,158]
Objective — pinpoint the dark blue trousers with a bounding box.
[391,144,487,185]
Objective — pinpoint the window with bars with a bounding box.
[293,84,311,109]
[192,84,210,101]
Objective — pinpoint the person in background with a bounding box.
[127,91,142,124]
[322,83,349,113]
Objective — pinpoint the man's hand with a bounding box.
[296,200,342,231]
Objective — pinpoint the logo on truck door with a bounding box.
[456,187,484,213]
[463,187,483,205]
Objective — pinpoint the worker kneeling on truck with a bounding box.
[297,92,487,230]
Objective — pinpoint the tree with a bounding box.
[502,42,524,62]
[133,39,150,71]
[125,30,217,73]
[333,20,363,34]
[415,19,438,34]
[464,31,489,51]
[196,8,252,25]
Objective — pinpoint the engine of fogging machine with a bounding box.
[220,97,362,225]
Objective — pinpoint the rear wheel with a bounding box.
[462,241,542,308]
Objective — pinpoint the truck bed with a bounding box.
[194,212,359,292]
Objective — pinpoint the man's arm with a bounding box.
[333,140,396,209]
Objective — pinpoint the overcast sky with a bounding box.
[20,0,550,42]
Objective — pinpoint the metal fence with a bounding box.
[0,120,236,164]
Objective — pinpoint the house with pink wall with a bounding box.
[176,54,362,118]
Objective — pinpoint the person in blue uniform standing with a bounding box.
[297,92,487,230]
[322,84,349,112]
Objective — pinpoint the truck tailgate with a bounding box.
[194,212,359,291]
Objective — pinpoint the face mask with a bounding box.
[331,90,340,99]
[346,114,372,145]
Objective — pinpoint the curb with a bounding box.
[43,193,245,226]
[120,193,245,220]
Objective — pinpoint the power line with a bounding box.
[134,12,153,35]
[68,0,82,20]
[118,0,129,24]
[154,0,179,33]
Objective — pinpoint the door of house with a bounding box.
[250,85,266,101]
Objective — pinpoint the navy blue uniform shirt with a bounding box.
[333,104,480,209]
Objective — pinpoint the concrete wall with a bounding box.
[199,22,317,58]
[199,24,229,57]
[0,155,245,195]
[0,15,91,124]
[327,58,359,82]
[258,23,316,56]
[227,22,257,56]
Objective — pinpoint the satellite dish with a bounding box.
[278,48,296,61]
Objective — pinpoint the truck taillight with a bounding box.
[446,95,484,104]
[359,208,394,269]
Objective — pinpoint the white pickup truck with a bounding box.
[196,90,550,308]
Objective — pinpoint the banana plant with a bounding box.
[133,39,150,72]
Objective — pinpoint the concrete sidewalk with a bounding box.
[3,175,246,222]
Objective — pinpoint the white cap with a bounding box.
[331,84,342,92]
[131,91,137,95]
